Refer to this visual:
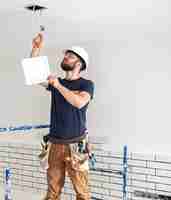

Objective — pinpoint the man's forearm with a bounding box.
[30,47,41,57]
[54,83,84,109]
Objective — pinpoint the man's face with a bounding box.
[61,51,80,71]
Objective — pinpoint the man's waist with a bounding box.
[49,132,88,144]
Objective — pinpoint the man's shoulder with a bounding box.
[80,77,94,85]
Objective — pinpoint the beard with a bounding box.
[60,61,75,71]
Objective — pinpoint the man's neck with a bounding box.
[65,72,80,80]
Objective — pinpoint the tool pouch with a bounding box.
[69,135,94,171]
[38,135,51,170]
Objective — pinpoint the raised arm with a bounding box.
[30,33,48,88]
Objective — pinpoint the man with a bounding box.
[31,33,94,200]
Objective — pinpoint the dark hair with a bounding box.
[66,50,86,71]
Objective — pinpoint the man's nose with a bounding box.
[63,58,69,64]
[64,55,69,60]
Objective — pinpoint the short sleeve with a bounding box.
[81,80,94,100]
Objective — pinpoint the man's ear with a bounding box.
[76,60,82,67]
[75,60,82,70]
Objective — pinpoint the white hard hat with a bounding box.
[65,46,89,70]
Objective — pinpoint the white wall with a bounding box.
[1,1,171,154]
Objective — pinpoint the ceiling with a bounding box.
[0,0,170,53]
[1,0,169,24]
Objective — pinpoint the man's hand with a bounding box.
[47,74,60,88]
[32,33,44,49]
[30,33,44,57]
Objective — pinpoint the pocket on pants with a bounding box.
[69,143,89,171]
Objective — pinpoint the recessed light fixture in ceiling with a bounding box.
[25,4,47,12]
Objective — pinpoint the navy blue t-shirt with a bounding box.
[47,77,94,142]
